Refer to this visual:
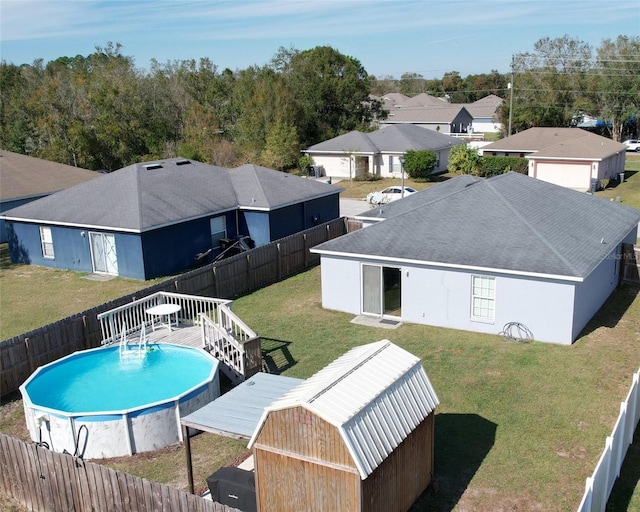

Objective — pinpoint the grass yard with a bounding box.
[0,244,161,340]
[596,154,640,209]
[1,155,640,510]
[3,265,639,510]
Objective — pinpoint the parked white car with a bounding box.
[623,139,640,152]
[367,186,417,204]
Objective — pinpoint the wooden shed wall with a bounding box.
[361,412,435,512]
[253,407,436,512]
[253,449,361,512]
[253,405,356,469]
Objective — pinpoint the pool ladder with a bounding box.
[119,322,148,359]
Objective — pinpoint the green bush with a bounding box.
[405,149,437,180]
[479,156,528,177]
[297,155,313,175]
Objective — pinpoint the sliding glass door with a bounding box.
[362,264,401,318]
[90,232,118,275]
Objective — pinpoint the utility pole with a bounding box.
[508,55,514,137]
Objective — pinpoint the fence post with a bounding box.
[277,242,282,281]
[24,337,34,374]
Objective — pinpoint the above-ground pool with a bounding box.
[20,343,220,459]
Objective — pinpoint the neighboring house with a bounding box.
[311,172,640,345]
[481,127,627,191]
[378,104,474,135]
[0,150,100,243]
[373,93,503,134]
[465,94,504,133]
[3,159,342,280]
[248,339,439,512]
[303,124,464,179]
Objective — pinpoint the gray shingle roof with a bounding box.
[314,172,640,280]
[231,164,343,209]
[368,124,464,152]
[3,158,342,232]
[304,131,379,153]
[383,105,471,124]
[304,124,462,154]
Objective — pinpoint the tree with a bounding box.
[511,35,593,131]
[261,120,300,170]
[404,149,437,180]
[399,72,426,95]
[594,36,640,141]
[276,46,382,145]
[447,144,481,175]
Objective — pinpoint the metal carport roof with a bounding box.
[181,372,303,439]
[181,372,303,493]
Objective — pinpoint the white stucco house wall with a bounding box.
[481,127,627,191]
[311,172,640,345]
[303,124,464,180]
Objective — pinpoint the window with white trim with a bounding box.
[39,226,55,259]
[471,275,495,321]
[210,217,226,249]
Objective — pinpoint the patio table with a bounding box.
[146,303,181,332]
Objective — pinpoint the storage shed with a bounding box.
[248,340,440,512]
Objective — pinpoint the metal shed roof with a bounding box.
[181,372,303,439]
[248,340,440,479]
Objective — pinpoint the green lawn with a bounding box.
[1,157,640,509]
[232,268,640,511]
[2,264,639,509]
[0,244,160,340]
[596,154,640,209]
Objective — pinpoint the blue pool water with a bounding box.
[24,344,215,413]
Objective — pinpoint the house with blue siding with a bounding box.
[3,158,342,280]
[312,172,640,345]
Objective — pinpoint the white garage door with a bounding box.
[534,162,592,190]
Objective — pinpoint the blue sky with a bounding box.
[1,0,638,78]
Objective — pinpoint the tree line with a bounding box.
[1,36,638,172]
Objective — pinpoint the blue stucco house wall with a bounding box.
[2,159,343,280]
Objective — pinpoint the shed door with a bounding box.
[362,264,401,318]
[90,232,118,275]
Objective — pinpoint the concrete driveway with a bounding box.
[340,198,370,217]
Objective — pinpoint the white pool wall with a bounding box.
[22,346,220,459]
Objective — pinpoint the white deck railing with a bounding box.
[97,291,260,382]
[200,303,260,384]
[97,292,232,345]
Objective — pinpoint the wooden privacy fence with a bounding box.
[0,218,347,397]
[0,433,240,512]
[577,367,640,512]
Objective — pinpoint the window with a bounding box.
[39,226,54,259]
[471,275,495,321]
[390,155,402,174]
[210,217,226,249]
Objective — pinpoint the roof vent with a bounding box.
[176,159,191,166]
[144,163,163,170]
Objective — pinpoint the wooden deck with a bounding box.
[126,323,206,351]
